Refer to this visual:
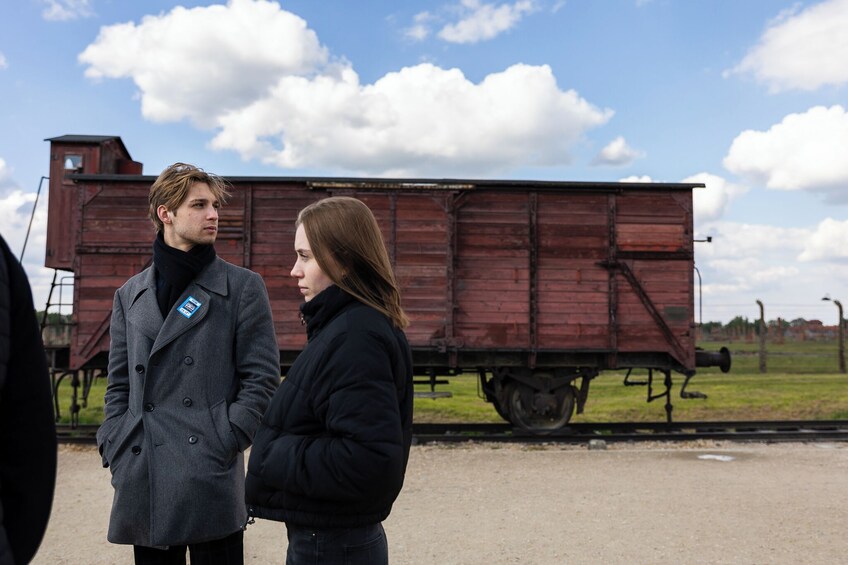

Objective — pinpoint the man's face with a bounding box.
[159,182,220,251]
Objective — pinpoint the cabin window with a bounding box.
[64,154,83,171]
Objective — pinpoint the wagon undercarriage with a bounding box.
[475,346,730,432]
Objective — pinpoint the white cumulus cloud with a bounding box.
[438,0,537,44]
[1,190,40,243]
[0,163,55,312]
[405,11,434,41]
[0,158,10,186]
[727,0,848,92]
[618,175,654,183]
[696,221,805,300]
[79,0,328,128]
[592,136,644,166]
[79,2,612,177]
[694,218,848,322]
[799,218,848,262]
[0,52,7,70]
[722,105,848,198]
[40,0,94,21]
[210,63,612,176]
[683,172,747,227]
[698,222,809,263]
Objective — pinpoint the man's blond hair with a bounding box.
[148,163,230,232]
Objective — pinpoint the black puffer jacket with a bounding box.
[245,285,413,528]
[0,235,56,565]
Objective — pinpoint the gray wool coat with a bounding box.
[96,257,280,548]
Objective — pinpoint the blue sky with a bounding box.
[2,0,847,324]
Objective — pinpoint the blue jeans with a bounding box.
[285,523,388,565]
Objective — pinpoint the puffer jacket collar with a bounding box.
[299,285,357,340]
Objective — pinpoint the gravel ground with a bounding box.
[32,441,848,564]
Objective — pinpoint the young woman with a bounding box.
[245,196,413,565]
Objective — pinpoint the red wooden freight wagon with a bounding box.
[44,135,729,430]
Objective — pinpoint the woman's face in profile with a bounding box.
[291,223,334,301]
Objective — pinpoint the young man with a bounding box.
[96,163,280,564]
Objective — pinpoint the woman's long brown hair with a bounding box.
[297,196,409,329]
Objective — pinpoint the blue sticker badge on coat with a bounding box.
[178,296,202,318]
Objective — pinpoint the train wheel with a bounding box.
[489,373,514,423]
[507,381,575,431]
[491,393,513,423]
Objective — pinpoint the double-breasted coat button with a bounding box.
[182,397,193,407]
[135,364,145,374]
[184,356,194,365]
[131,445,141,455]
[144,403,155,412]
[188,435,198,444]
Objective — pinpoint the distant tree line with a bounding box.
[700,316,845,341]
[37,310,72,347]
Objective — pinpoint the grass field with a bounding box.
[55,340,848,426]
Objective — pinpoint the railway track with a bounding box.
[56,420,848,446]
[56,424,100,445]
[411,420,848,443]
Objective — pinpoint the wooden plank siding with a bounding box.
[454,192,531,348]
[536,193,610,349]
[48,137,699,373]
[249,184,319,352]
[613,188,695,367]
[60,181,697,371]
[392,194,450,346]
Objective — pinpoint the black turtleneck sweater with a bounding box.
[152,232,216,317]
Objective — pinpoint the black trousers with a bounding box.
[133,530,243,565]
